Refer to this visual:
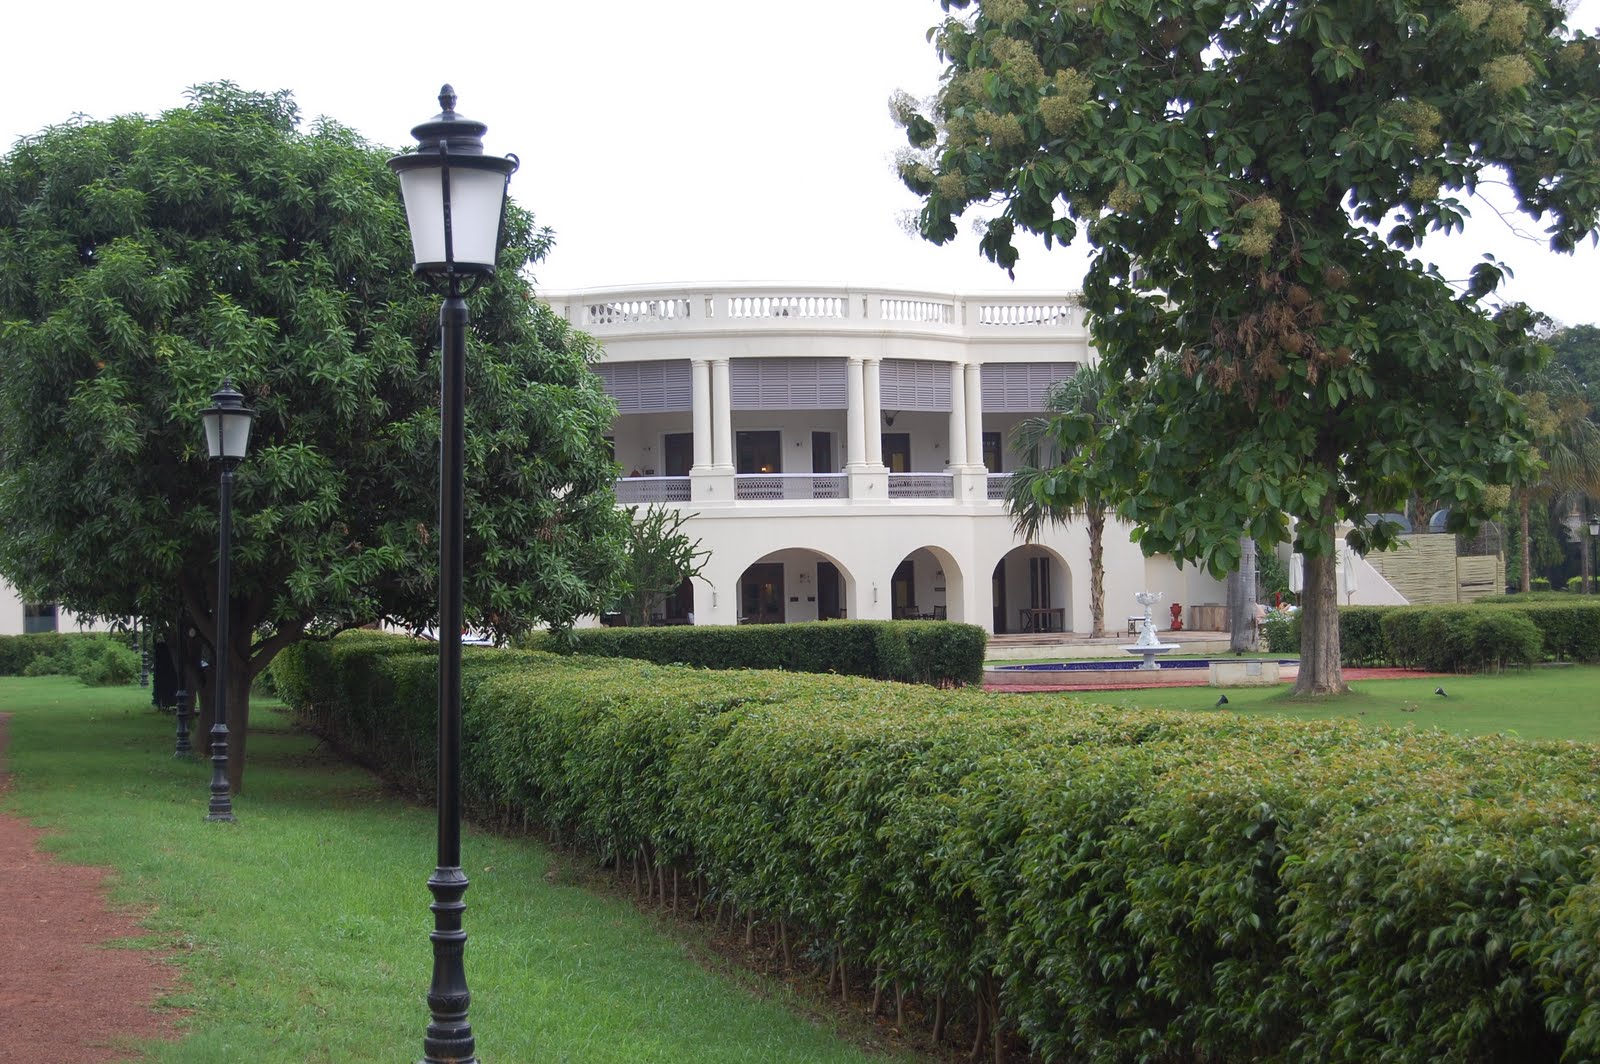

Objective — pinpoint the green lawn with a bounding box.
[0,677,911,1064]
[1061,665,1600,742]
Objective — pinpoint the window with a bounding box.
[23,602,59,634]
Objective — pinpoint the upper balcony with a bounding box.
[544,282,1091,364]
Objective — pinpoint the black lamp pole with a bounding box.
[1588,514,1598,595]
[390,86,517,1064]
[200,379,254,822]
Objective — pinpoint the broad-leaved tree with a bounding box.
[897,0,1600,692]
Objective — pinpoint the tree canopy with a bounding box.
[0,84,628,779]
[897,0,1600,691]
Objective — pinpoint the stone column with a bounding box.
[864,357,884,468]
[964,363,984,470]
[712,357,733,470]
[691,358,712,470]
[845,357,866,468]
[948,361,968,466]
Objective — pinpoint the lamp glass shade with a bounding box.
[1590,517,1599,536]
[395,161,510,273]
[201,402,254,461]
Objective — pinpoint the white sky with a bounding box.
[6,0,1598,325]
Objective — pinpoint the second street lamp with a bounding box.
[199,379,254,822]
[390,85,517,1064]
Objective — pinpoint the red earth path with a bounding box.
[0,713,183,1063]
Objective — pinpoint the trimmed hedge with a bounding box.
[524,619,987,687]
[0,632,138,684]
[275,634,1600,1062]
[1261,601,1599,669]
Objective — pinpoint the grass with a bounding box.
[1064,665,1600,742]
[0,676,913,1064]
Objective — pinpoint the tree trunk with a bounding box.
[1520,494,1533,594]
[226,664,252,795]
[1292,546,1347,696]
[1228,536,1257,652]
[1087,504,1106,637]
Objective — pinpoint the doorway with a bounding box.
[736,431,782,474]
[740,563,785,624]
[812,431,835,474]
[891,559,916,619]
[991,559,1008,633]
[883,432,911,473]
[664,432,693,476]
[817,560,843,619]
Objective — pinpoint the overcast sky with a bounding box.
[7,0,1597,324]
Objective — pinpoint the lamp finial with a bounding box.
[438,85,457,115]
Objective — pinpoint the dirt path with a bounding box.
[0,713,183,1063]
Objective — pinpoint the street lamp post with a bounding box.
[199,380,255,822]
[174,617,193,758]
[1588,514,1599,595]
[390,85,517,1064]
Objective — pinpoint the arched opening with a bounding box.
[737,548,855,624]
[887,545,961,621]
[992,545,1072,634]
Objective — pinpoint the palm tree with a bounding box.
[1005,364,1113,636]
[1512,367,1600,592]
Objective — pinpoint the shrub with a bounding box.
[73,639,141,686]
[7,633,138,684]
[1336,606,1390,665]
[1261,608,1300,653]
[278,634,1600,1062]
[1533,577,1553,591]
[1566,575,1590,593]
[531,620,986,687]
[1381,607,1544,672]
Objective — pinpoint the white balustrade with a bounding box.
[975,302,1075,327]
[879,297,954,324]
[889,473,954,499]
[550,284,1088,342]
[987,473,1011,500]
[586,298,692,326]
[725,294,847,319]
[614,476,691,504]
[733,473,849,501]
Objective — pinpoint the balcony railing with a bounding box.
[987,473,1011,500]
[735,473,848,501]
[550,284,1088,340]
[615,476,690,505]
[889,473,954,499]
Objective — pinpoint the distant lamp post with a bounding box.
[390,84,516,1064]
[1589,514,1599,595]
[174,619,193,758]
[199,379,254,822]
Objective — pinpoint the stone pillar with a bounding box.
[845,357,866,469]
[691,358,712,470]
[964,363,984,471]
[948,361,968,466]
[864,357,884,468]
[712,357,733,470]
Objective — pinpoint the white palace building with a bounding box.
[3,281,1410,640]
[552,281,1233,635]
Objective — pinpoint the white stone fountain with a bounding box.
[1122,590,1180,669]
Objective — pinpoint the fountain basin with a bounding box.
[1122,642,1179,669]
[986,658,1299,689]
